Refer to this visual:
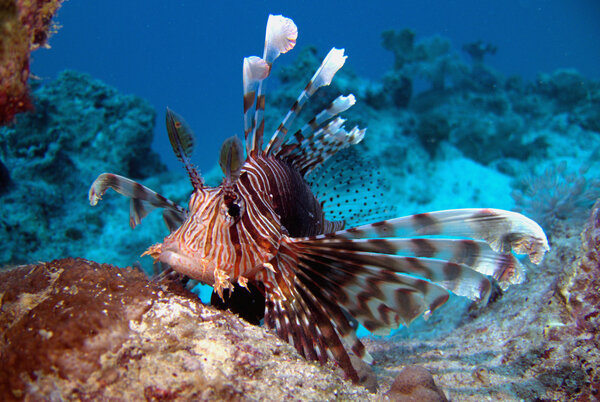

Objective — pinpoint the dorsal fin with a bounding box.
[165,107,203,189]
[247,15,298,157]
[264,47,348,156]
[219,135,244,184]
[243,57,270,152]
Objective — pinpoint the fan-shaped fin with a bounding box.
[296,253,451,335]
[258,241,371,383]
[300,238,525,290]
[307,148,398,227]
[298,246,492,303]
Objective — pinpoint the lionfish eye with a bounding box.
[227,202,241,218]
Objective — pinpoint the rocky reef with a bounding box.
[0,0,63,124]
[0,258,371,400]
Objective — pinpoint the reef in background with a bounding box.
[0,71,176,268]
[0,0,63,124]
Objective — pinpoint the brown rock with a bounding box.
[384,365,448,402]
[0,258,370,400]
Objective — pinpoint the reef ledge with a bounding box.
[0,258,370,400]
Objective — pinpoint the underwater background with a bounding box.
[30,0,600,173]
[1,0,600,400]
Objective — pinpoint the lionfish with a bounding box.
[89,15,549,383]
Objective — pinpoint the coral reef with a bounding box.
[0,157,10,194]
[462,40,497,65]
[0,0,63,124]
[0,71,171,268]
[0,258,371,400]
[0,23,599,400]
[382,28,469,93]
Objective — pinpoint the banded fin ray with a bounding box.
[265,47,348,156]
[295,252,451,334]
[278,117,366,177]
[310,208,550,265]
[298,244,492,304]
[259,242,366,383]
[249,15,298,155]
[243,56,270,153]
[273,94,357,166]
[302,94,357,136]
[89,173,186,232]
[302,238,525,289]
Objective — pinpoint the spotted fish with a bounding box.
[88,15,549,383]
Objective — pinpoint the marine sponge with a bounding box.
[0,0,63,125]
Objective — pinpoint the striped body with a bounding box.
[156,155,340,288]
[89,15,549,385]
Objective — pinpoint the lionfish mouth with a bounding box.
[143,243,215,285]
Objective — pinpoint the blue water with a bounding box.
[31,0,600,174]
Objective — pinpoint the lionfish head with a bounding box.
[144,120,282,291]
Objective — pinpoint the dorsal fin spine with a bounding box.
[265,48,348,156]
[247,15,298,157]
[165,107,203,189]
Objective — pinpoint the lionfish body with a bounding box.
[89,15,549,383]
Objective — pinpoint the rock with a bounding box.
[0,258,370,400]
[384,365,448,402]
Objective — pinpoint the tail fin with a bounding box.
[89,173,186,232]
[259,208,548,382]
